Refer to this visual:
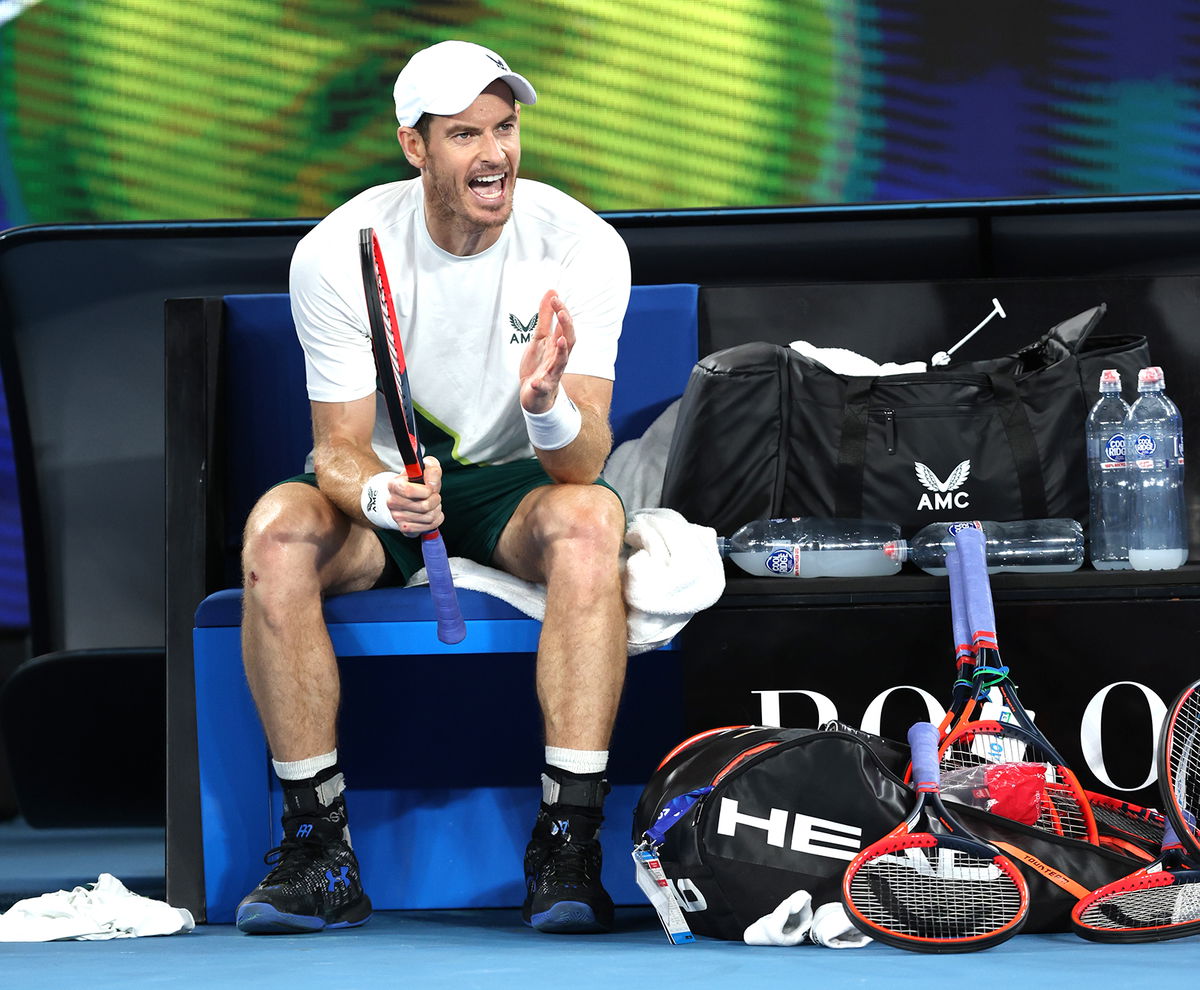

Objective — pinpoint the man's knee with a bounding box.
[242,484,353,590]
[245,486,317,564]
[534,485,625,558]
[243,484,385,600]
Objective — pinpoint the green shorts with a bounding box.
[284,460,618,586]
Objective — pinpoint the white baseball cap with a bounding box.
[393,40,537,127]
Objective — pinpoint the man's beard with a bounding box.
[427,167,513,232]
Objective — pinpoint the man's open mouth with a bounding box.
[468,172,507,201]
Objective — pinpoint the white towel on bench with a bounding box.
[407,507,724,655]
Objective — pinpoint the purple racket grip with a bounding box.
[908,721,941,791]
[953,524,996,651]
[421,531,466,644]
[947,546,971,662]
[1163,817,1184,851]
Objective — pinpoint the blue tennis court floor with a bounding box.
[2,818,1197,988]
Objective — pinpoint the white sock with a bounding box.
[272,748,338,782]
[544,746,608,775]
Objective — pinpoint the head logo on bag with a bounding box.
[915,459,971,512]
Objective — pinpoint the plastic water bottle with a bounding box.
[893,519,1085,575]
[1085,369,1131,570]
[1125,367,1187,570]
[717,518,903,578]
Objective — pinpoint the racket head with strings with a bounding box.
[842,721,1030,953]
[1086,792,1167,861]
[953,525,1069,767]
[939,719,1098,844]
[1071,819,1200,943]
[358,226,466,645]
[1159,678,1200,862]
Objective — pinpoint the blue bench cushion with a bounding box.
[195,585,531,627]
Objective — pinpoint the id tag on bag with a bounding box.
[632,844,695,945]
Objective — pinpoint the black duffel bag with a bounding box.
[632,724,1142,941]
[660,304,1151,537]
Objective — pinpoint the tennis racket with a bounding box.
[938,719,1098,844]
[936,543,977,738]
[1071,818,1200,943]
[1086,792,1166,862]
[358,227,466,645]
[842,721,1030,953]
[954,525,1068,767]
[1159,678,1200,861]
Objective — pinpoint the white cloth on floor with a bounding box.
[407,507,724,655]
[0,874,194,942]
[809,901,872,948]
[743,889,814,946]
[742,892,872,948]
[790,339,926,377]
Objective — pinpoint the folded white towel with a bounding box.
[623,508,725,651]
[0,874,195,942]
[407,508,724,655]
[743,889,814,946]
[790,339,926,377]
[809,901,872,948]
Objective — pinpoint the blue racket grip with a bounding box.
[1163,817,1183,851]
[908,721,941,790]
[947,546,971,661]
[421,531,466,644]
[954,524,996,651]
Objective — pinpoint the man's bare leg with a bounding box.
[235,482,384,935]
[494,482,627,933]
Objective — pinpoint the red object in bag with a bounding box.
[986,763,1049,826]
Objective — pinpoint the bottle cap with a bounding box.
[1098,368,1121,391]
[883,540,908,563]
[1137,366,1164,390]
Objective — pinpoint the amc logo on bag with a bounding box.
[914,460,971,512]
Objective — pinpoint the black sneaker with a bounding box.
[236,830,372,934]
[522,808,614,934]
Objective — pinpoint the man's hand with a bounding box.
[519,289,574,414]
[382,456,445,535]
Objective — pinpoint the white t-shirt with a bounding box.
[290,177,631,471]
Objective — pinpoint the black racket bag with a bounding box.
[633,724,1144,940]
[631,725,912,941]
[660,304,1152,538]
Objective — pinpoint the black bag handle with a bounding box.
[833,373,1048,519]
[834,378,873,517]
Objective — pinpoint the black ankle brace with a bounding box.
[540,765,610,811]
[280,764,348,840]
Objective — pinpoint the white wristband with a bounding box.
[522,388,582,451]
[360,472,402,531]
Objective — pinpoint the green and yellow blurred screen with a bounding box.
[1,0,1198,226]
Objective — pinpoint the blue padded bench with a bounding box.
[177,284,700,923]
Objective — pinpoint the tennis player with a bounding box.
[234,40,632,936]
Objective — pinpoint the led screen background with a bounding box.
[1,0,1199,229]
[0,0,1198,633]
